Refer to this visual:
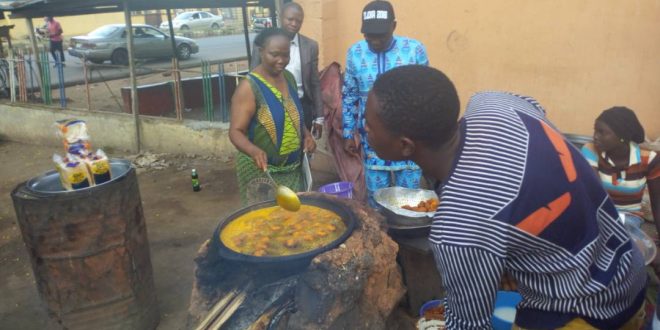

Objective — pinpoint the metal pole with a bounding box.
[270,1,279,28]
[241,4,252,68]
[167,8,184,121]
[124,0,141,153]
[18,50,28,102]
[56,53,66,108]
[166,8,177,58]
[8,50,16,102]
[218,62,227,122]
[25,18,44,98]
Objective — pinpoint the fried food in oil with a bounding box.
[423,304,445,321]
[401,198,439,212]
[220,205,347,257]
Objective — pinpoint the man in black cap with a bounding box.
[342,0,430,207]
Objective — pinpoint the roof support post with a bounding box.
[123,0,141,153]
[25,18,44,98]
[270,0,280,28]
[241,4,251,68]
[166,8,177,58]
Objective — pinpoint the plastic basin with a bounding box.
[319,181,353,199]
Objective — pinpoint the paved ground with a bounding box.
[0,140,337,329]
[21,33,256,88]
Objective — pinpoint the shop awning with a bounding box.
[9,0,275,18]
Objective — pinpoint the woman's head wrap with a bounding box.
[596,106,645,144]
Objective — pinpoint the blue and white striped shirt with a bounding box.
[431,92,646,329]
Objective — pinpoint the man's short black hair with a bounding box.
[371,65,460,148]
[282,2,304,15]
[254,27,290,48]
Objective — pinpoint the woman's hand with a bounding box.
[248,146,268,172]
[303,133,316,153]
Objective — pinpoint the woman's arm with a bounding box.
[229,79,268,171]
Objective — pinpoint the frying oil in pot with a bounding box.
[220,205,347,257]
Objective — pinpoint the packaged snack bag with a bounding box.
[56,119,92,156]
[56,119,90,143]
[53,154,92,190]
[84,149,112,185]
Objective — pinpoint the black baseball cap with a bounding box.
[361,1,396,34]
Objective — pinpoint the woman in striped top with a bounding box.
[580,107,660,236]
[365,65,647,329]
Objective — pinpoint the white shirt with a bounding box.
[286,34,304,99]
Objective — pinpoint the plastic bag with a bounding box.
[53,154,92,190]
[55,119,92,156]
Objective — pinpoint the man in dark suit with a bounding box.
[250,2,323,138]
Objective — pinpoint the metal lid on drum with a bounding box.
[25,158,132,194]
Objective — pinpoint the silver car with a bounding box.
[159,11,224,32]
[68,24,199,65]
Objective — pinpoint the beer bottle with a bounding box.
[191,169,201,192]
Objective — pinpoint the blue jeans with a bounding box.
[366,168,422,208]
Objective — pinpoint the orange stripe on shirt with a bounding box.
[517,192,572,236]
[541,122,577,183]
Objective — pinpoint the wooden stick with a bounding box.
[195,289,240,330]
[208,288,249,330]
[83,57,91,110]
[176,58,184,120]
[195,281,252,330]
[172,58,183,120]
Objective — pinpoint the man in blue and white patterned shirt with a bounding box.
[364,65,647,329]
[342,0,429,206]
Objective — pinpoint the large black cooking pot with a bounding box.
[211,196,357,273]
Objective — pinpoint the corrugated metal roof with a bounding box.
[0,1,27,10]
[8,0,272,18]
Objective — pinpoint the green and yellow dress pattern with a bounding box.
[236,71,305,205]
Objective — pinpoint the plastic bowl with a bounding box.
[419,299,443,317]
[319,181,353,199]
[492,291,522,330]
[419,294,521,329]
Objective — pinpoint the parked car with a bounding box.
[251,17,272,32]
[68,24,199,65]
[159,11,224,32]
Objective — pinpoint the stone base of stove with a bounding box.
[187,193,405,330]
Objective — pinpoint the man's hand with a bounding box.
[343,138,359,157]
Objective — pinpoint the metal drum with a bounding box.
[11,159,159,330]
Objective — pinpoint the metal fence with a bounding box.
[1,47,247,123]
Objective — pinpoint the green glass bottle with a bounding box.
[191,169,201,192]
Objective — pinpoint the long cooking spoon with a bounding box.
[264,169,301,212]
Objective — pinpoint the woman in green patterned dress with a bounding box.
[229,28,316,205]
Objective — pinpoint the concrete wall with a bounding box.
[297,0,659,138]
[0,103,233,156]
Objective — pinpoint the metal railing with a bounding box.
[1,48,247,123]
